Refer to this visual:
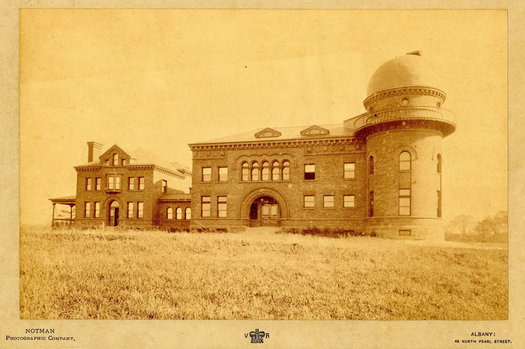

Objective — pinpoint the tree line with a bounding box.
[445,211,507,243]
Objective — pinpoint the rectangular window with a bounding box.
[344,162,355,179]
[437,190,442,217]
[304,164,315,180]
[218,167,228,182]
[94,202,100,218]
[343,195,355,208]
[128,177,135,190]
[399,189,411,216]
[138,177,145,190]
[85,178,92,191]
[201,196,211,217]
[95,177,101,191]
[162,180,167,193]
[127,202,134,218]
[121,159,126,166]
[202,167,211,182]
[369,191,374,217]
[323,195,334,208]
[137,202,144,218]
[217,196,227,218]
[304,195,315,208]
[107,175,121,190]
[399,229,412,236]
[84,202,91,218]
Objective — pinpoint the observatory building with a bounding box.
[188,51,455,239]
[51,51,455,239]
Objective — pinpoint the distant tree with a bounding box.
[446,215,476,235]
[475,211,507,242]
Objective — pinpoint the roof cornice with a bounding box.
[74,164,184,178]
[188,136,359,151]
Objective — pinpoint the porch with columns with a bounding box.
[49,196,76,227]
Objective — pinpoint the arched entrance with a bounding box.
[108,200,120,227]
[249,196,280,227]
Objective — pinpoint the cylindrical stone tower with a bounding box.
[355,51,455,239]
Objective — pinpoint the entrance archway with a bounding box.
[108,200,120,227]
[249,196,280,227]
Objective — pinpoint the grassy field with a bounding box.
[19,226,508,320]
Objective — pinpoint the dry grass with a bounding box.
[20,226,508,320]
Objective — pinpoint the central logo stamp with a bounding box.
[245,329,269,343]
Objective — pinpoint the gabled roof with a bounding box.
[190,123,357,145]
[99,144,131,160]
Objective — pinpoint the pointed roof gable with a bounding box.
[99,144,132,161]
[254,127,282,138]
[300,125,330,136]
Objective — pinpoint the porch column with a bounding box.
[51,203,56,227]
[69,204,74,225]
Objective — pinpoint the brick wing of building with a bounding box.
[50,51,456,239]
[188,51,455,239]
[50,143,192,230]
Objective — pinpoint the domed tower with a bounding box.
[355,51,455,239]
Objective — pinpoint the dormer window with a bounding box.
[255,128,281,138]
[300,125,330,137]
[112,153,118,166]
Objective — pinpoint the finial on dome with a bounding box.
[406,50,422,56]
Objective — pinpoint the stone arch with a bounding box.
[103,196,120,207]
[239,187,290,219]
[394,144,418,160]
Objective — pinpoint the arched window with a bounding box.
[167,207,173,219]
[185,207,191,220]
[261,161,270,181]
[241,162,249,181]
[176,207,183,220]
[399,151,411,171]
[437,154,442,174]
[112,153,118,166]
[282,161,290,180]
[251,162,260,181]
[272,161,280,180]
[369,156,374,175]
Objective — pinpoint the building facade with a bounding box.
[50,52,455,239]
[51,142,192,230]
[188,52,455,239]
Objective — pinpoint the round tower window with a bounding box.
[437,101,441,108]
[401,98,409,106]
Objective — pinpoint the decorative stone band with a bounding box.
[353,106,456,136]
[363,86,447,109]
[189,137,362,152]
[158,199,191,203]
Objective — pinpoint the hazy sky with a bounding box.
[20,9,507,225]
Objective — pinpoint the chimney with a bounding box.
[87,142,103,162]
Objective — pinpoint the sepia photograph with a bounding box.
[18,8,507,322]
[2,4,522,348]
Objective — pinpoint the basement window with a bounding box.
[399,229,411,236]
